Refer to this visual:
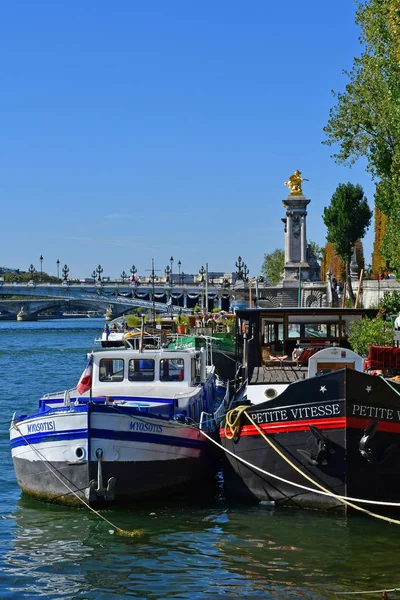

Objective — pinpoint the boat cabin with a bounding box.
[236,307,378,379]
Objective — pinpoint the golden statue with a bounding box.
[284,170,309,196]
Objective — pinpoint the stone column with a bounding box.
[287,212,293,263]
[301,214,307,262]
[183,291,188,308]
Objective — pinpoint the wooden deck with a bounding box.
[250,364,308,384]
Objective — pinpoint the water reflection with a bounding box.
[3,497,400,599]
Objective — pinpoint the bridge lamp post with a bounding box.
[39,255,43,282]
[178,260,181,285]
[62,264,69,282]
[243,263,249,282]
[56,259,60,281]
[235,256,244,281]
[28,264,36,282]
[130,265,137,283]
[180,271,185,285]
[120,271,128,283]
[170,256,174,287]
[96,264,103,283]
[91,270,97,282]
[165,265,171,285]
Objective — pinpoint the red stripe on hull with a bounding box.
[220,416,400,438]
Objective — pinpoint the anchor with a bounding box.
[359,419,398,464]
[84,448,117,501]
[298,425,331,466]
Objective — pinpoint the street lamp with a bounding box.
[178,260,181,285]
[91,270,97,282]
[165,265,171,284]
[120,270,128,283]
[130,264,137,283]
[28,264,36,281]
[170,256,174,286]
[199,265,205,284]
[180,271,185,285]
[56,259,60,281]
[39,255,43,282]
[243,263,249,282]
[96,264,103,283]
[235,256,244,280]
[62,264,69,282]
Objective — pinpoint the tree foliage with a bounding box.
[378,290,400,315]
[323,183,372,305]
[323,0,400,272]
[261,249,284,285]
[348,317,394,355]
[372,207,388,278]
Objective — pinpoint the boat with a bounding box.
[94,317,126,348]
[168,314,239,381]
[10,342,219,506]
[218,307,400,512]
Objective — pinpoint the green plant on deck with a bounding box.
[193,305,201,314]
[177,313,190,325]
[347,317,394,356]
[378,290,400,317]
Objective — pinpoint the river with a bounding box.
[0,318,399,599]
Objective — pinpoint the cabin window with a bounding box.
[304,324,327,338]
[160,358,184,382]
[128,359,155,382]
[99,358,124,382]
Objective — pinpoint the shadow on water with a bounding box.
[2,492,400,599]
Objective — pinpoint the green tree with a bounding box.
[261,249,284,284]
[323,0,400,272]
[348,317,394,355]
[323,183,372,306]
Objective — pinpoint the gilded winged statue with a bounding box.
[284,170,309,196]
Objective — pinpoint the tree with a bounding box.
[323,183,372,306]
[348,317,394,355]
[323,0,400,272]
[261,249,284,284]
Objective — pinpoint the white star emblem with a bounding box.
[320,386,327,393]
[366,385,372,393]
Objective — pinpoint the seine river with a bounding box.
[1,318,400,599]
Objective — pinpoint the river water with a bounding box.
[1,318,400,599]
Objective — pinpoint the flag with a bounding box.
[77,355,93,394]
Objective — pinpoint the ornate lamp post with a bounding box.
[165,265,171,284]
[180,271,185,285]
[199,265,205,284]
[62,264,69,282]
[28,264,36,281]
[39,255,43,282]
[235,256,244,280]
[130,264,137,283]
[243,263,249,282]
[170,256,174,286]
[96,264,103,283]
[91,270,97,282]
[56,259,60,281]
[120,270,128,283]
[178,260,181,285]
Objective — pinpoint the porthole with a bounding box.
[264,388,278,399]
[75,447,86,460]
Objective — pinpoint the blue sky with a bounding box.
[0,0,376,280]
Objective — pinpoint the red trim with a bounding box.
[220,416,400,438]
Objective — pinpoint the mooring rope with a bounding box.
[11,422,143,537]
[200,413,400,514]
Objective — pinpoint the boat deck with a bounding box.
[250,364,308,384]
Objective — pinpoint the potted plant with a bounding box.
[177,313,190,334]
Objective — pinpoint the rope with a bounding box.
[11,422,143,537]
[242,410,400,524]
[200,418,400,510]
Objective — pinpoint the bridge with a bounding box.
[0,281,240,320]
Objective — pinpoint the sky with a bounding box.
[0,0,377,281]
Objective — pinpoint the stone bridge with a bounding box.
[0,281,237,320]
